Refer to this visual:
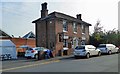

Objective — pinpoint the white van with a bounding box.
[98,44,119,54]
[73,45,101,59]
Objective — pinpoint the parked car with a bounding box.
[73,45,101,59]
[25,47,46,59]
[97,44,119,54]
[117,46,120,53]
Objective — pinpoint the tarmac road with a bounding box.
[1,53,119,72]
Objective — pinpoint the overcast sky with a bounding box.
[0,0,119,37]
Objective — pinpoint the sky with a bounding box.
[0,0,119,37]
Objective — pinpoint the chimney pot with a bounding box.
[77,14,82,20]
[41,2,48,18]
[41,2,47,10]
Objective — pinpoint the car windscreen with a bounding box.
[75,46,85,50]
[27,48,33,50]
[98,45,106,48]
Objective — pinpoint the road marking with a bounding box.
[0,60,60,72]
[53,60,60,62]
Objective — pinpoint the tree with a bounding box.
[90,19,120,47]
[90,20,104,47]
[94,20,103,33]
[104,29,120,46]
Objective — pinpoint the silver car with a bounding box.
[98,44,119,54]
[74,45,101,59]
[25,47,46,59]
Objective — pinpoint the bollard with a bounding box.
[38,51,41,60]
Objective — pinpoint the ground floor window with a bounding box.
[63,50,68,55]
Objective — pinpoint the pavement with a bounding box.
[40,55,74,61]
[1,55,74,70]
[25,54,74,62]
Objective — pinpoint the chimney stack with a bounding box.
[76,14,82,20]
[41,2,48,18]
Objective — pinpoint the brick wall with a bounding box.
[85,26,90,44]
[55,19,63,56]
[36,18,90,56]
[1,38,36,52]
[55,19,83,56]
[36,21,47,47]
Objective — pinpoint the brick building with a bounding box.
[32,2,91,56]
[0,30,36,56]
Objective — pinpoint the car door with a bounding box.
[112,45,117,53]
[88,46,95,56]
[92,46,98,55]
[110,45,115,53]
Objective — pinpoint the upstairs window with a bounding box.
[73,22,77,33]
[81,25,85,33]
[63,20,68,32]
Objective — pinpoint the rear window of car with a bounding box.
[75,46,85,50]
[27,48,33,50]
[35,48,38,50]
[98,45,106,48]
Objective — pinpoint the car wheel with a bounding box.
[98,52,101,56]
[86,53,90,59]
[74,56,78,59]
[26,57,30,59]
[117,49,120,53]
[34,54,38,59]
[108,50,112,55]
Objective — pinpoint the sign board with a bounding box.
[63,36,69,39]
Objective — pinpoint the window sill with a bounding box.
[63,30,68,33]
[63,47,68,50]
[73,32,77,34]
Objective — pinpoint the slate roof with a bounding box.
[22,31,35,39]
[0,29,11,38]
[32,11,91,26]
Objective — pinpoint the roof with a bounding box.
[99,44,115,46]
[0,29,11,38]
[22,31,35,39]
[0,40,15,47]
[32,12,91,26]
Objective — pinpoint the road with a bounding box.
[1,53,119,72]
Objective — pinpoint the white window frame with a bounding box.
[63,39,68,47]
[63,20,68,32]
[73,22,77,34]
[81,25,85,33]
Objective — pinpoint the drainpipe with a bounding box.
[46,20,48,48]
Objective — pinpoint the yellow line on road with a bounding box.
[0,60,60,72]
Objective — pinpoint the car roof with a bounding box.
[99,44,114,46]
[77,45,95,47]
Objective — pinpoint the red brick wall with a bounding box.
[1,38,36,52]
[35,18,90,56]
[85,26,90,44]
[47,19,56,50]
[36,21,47,47]
[55,19,63,56]
[54,19,83,56]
